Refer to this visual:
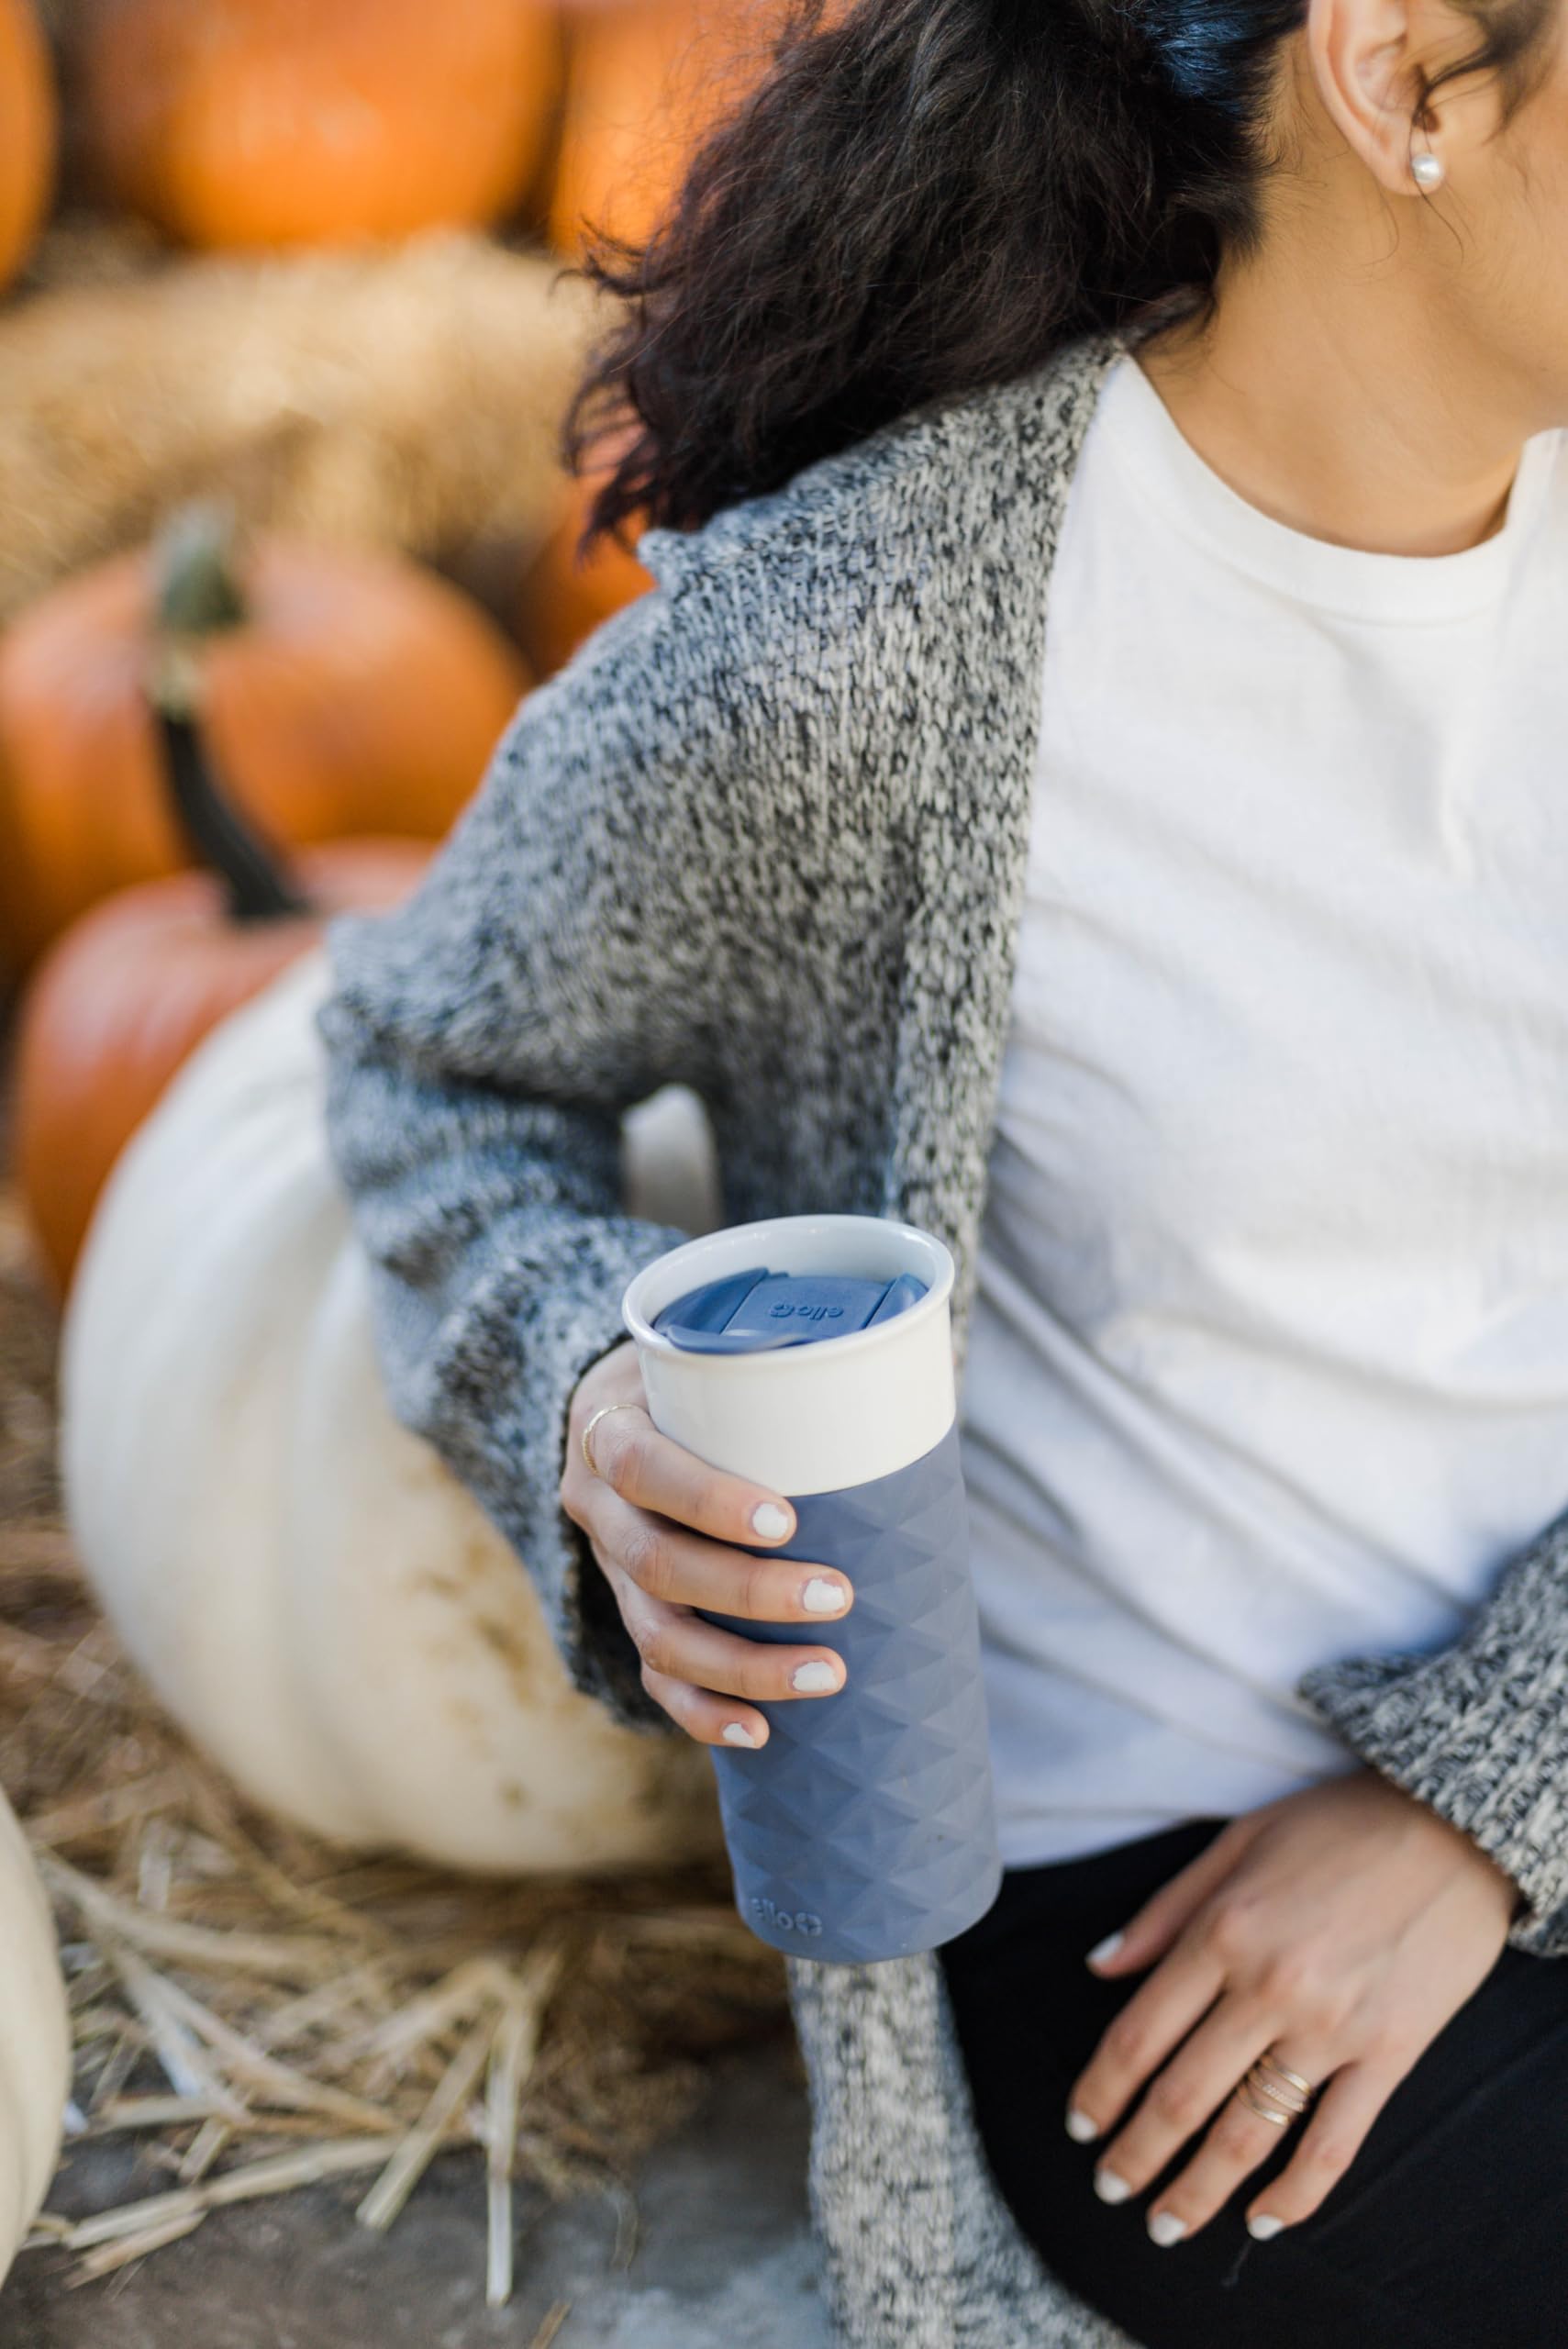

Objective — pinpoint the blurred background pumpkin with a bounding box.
[517,421,653,675]
[0,0,53,291]
[548,0,782,259]
[0,506,525,971]
[15,841,428,1293]
[11,504,444,1284]
[72,0,562,251]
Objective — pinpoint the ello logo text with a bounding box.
[769,1302,843,1323]
[751,1897,824,1936]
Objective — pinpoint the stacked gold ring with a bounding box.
[1236,2054,1318,2129]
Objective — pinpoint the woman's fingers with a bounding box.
[1065,1936,1228,2145]
[1135,2039,1331,2244]
[1086,1817,1260,1977]
[1103,2042,1406,2246]
[1241,2056,1403,2241]
[580,1396,805,1554]
[622,1579,845,1705]
[612,1571,846,1746]
[635,1651,800,1750]
[580,1475,853,1627]
[1084,1995,1279,2210]
[1061,1774,1515,2247]
[563,1366,859,1747]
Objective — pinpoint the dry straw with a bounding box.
[0,220,606,626]
[0,1191,792,2301]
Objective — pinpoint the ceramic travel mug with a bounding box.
[622,1213,1002,1965]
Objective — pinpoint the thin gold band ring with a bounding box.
[1255,2058,1315,2100]
[581,1401,644,1478]
[1237,2082,1298,2128]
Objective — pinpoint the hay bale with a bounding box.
[0,229,602,625]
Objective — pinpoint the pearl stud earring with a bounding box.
[1411,150,1445,192]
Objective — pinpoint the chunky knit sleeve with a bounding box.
[1296,1506,1568,1955]
[317,529,801,1736]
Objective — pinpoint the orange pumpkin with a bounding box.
[548,0,784,260]
[517,431,653,677]
[74,0,560,251]
[0,0,55,292]
[16,681,429,1287]
[0,508,527,971]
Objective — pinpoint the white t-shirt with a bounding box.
[960,348,1568,1868]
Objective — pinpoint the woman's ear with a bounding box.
[1304,0,1488,197]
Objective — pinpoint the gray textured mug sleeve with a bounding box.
[315,549,788,1735]
[1296,1505,1568,1955]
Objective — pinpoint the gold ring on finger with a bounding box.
[1246,2069,1311,2113]
[582,1400,642,1478]
[1255,2055,1316,2100]
[1236,2081,1298,2128]
[1236,2052,1319,2130]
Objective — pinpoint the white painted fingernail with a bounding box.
[1148,2211,1187,2248]
[802,1576,849,1613]
[751,1502,793,1540]
[1065,2108,1100,2143]
[791,1659,840,1692]
[722,1722,761,1747]
[1094,2170,1131,2205]
[1086,1932,1124,1968]
[1248,2214,1285,2242]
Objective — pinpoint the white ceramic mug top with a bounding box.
[622,1213,958,1496]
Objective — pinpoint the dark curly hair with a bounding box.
[558,0,1554,552]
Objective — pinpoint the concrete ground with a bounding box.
[2,2037,834,2349]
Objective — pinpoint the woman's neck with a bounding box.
[1133,255,1534,562]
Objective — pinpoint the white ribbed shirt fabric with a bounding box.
[961,349,1568,1867]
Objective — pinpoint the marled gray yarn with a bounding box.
[319,322,1568,2349]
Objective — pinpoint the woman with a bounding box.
[318,0,1568,2341]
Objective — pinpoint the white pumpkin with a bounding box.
[0,1783,69,2283]
[61,952,727,1873]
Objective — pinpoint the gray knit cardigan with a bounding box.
[318,321,1568,2349]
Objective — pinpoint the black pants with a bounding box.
[937,1817,1568,2349]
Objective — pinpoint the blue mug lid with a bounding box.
[652,1266,929,1354]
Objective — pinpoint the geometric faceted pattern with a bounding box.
[697,1423,1003,1965]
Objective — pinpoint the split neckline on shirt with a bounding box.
[1097,346,1562,627]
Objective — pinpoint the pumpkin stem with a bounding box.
[147,502,314,924]
[153,503,250,639]
[151,706,314,924]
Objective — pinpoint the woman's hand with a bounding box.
[561,1339,854,1749]
[1065,1769,1521,2247]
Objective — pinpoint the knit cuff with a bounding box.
[1297,1507,1568,1956]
